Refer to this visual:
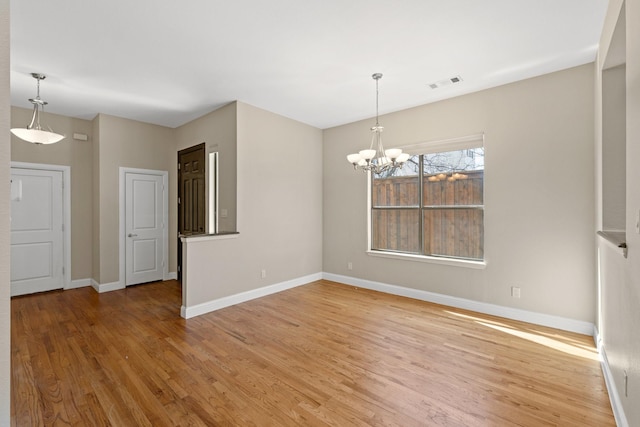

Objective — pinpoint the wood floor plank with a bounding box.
[11,279,615,426]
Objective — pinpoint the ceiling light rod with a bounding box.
[10,73,65,145]
[346,73,409,174]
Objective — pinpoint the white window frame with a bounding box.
[366,133,487,269]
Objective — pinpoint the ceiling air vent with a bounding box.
[428,75,463,90]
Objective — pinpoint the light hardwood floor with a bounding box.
[11,280,614,426]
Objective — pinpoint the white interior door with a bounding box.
[11,168,64,296]
[125,172,165,286]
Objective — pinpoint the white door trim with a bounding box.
[11,161,71,291]
[119,167,169,287]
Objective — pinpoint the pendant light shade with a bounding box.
[11,73,65,144]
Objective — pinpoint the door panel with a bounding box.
[133,239,158,272]
[126,173,164,286]
[183,179,192,231]
[10,168,64,296]
[12,242,53,281]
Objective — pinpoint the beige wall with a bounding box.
[236,102,323,282]
[601,65,626,231]
[324,64,596,322]
[0,0,10,421]
[92,115,101,282]
[93,114,176,284]
[183,102,323,307]
[627,0,640,421]
[11,107,94,280]
[176,102,237,232]
[596,0,640,424]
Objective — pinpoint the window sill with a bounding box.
[366,250,486,269]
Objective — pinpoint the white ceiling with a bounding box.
[10,0,608,130]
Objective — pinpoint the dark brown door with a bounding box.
[178,143,206,235]
[177,143,206,279]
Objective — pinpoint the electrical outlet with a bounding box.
[261,269,267,279]
[511,286,521,298]
[347,261,353,270]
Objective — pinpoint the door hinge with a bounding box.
[62,223,64,232]
[178,197,181,204]
[178,163,181,170]
[62,267,65,275]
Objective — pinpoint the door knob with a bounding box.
[128,233,138,237]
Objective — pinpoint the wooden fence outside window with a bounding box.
[372,170,484,260]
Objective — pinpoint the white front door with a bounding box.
[125,172,165,286]
[11,168,64,296]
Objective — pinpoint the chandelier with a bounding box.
[347,73,409,174]
[11,73,65,144]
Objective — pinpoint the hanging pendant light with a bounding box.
[11,73,65,144]
[346,73,409,173]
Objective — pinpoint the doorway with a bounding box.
[177,143,206,279]
[178,143,206,235]
[10,163,71,296]
[119,168,168,286]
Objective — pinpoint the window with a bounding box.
[370,136,484,262]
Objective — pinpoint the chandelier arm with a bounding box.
[27,104,39,130]
[39,103,46,131]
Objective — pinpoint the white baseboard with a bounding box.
[90,275,178,293]
[181,272,323,319]
[91,279,125,293]
[595,327,629,427]
[180,272,595,333]
[67,278,91,290]
[323,273,594,336]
